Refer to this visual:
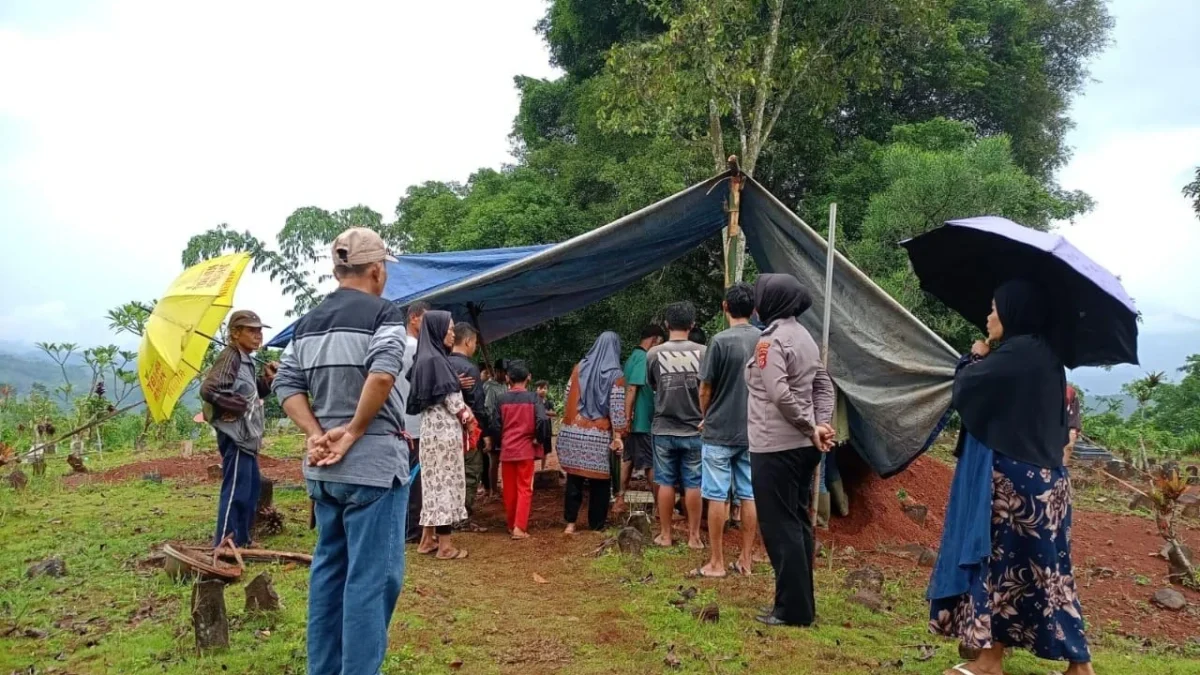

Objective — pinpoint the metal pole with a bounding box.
[810,203,838,539]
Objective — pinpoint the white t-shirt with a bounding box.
[398,334,422,438]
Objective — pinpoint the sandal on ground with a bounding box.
[436,548,469,560]
[685,567,727,579]
[416,544,438,555]
[728,561,752,576]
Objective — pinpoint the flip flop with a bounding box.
[685,567,727,579]
[728,561,752,576]
[436,548,469,560]
[948,665,978,675]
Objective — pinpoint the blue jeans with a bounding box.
[652,435,702,490]
[701,443,753,502]
[307,477,410,675]
[214,432,260,547]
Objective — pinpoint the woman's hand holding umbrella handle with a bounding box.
[971,340,992,358]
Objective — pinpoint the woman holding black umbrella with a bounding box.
[928,280,1093,675]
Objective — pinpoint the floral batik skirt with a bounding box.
[929,451,1091,663]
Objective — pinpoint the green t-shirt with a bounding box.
[623,347,654,434]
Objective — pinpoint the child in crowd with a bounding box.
[490,360,552,539]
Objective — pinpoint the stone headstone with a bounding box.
[1128,494,1156,512]
[617,527,645,558]
[191,579,230,651]
[897,543,937,568]
[244,573,281,613]
[206,464,223,481]
[181,441,194,458]
[843,566,885,595]
[625,511,653,539]
[27,557,67,579]
[901,504,928,526]
[1152,588,1187,611]
[848,589,887,612]
[7,469,28,491]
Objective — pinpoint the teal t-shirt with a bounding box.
[623,347,654,434]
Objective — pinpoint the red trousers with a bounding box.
[501,459,535,532]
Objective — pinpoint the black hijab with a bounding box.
[406,310,461,415]
[754,273,814,324]
[953,280,1068,468]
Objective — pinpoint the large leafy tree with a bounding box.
[1184,167,1200,220]
[830,119,1091,350]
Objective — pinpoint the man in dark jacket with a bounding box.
[200,309,276,547]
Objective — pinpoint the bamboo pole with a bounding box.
[811,203,838,538]
[724,156,745,287]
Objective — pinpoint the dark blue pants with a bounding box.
[214,432,261,547]
[307,477,410,675]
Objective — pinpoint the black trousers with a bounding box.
[751,447,822,626]
[405,440,423,543]
[564,474,611,530]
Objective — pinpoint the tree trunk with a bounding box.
[191,579,230,652]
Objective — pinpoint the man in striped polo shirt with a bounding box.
[273,227,410,675]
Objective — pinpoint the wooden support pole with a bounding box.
[724,155,745,288]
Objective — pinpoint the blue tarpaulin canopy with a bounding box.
[268,173,959,476]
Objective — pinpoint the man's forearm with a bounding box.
[281,394,323,438]
[625,386,637,417]
[348,372,396,437]
[698,381,713,415]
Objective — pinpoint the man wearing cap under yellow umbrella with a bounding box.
[200,310,276,548]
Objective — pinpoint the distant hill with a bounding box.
[0,349,94,398]
[0,348,197,409]
[1069,330,1199,396]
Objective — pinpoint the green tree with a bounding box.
[826,119,1090,350]
[1184,167,1200,219]
[595,0,939,282]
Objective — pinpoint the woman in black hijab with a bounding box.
[745,274,836,627]
[928,280,1093,675]
[408,310,477,560]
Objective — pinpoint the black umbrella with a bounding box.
[901,216,1138,368]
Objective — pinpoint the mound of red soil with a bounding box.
[826,454,951,551]
[64,453,303,487]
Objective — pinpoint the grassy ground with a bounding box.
[2,445,1197,674]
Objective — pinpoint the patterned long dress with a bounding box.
[419,392,470,527]
[556,365,628,480]
[929,434,1091,663]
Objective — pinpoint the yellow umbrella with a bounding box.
[139,253,252,422]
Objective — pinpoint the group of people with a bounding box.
[199,225,1095,675]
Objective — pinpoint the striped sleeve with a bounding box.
[200,347,248,414]
[272,342,308,402]
[365,305,406,377]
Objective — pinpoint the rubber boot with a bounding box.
[829,479,850,517]
[816,492,831,529]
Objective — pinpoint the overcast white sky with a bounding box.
[1,0,1197,380]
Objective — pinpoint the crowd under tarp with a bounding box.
[268,173,959,476]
